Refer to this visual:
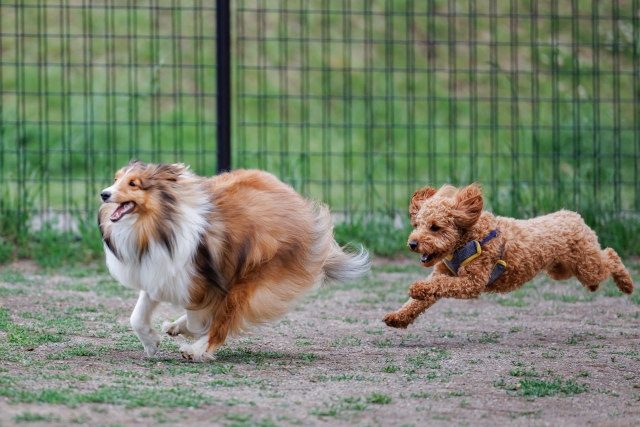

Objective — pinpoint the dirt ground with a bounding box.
[0,257,639,427]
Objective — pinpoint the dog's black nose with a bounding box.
[100,191,111,202]
[408,240,418,251]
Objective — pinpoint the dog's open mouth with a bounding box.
[110,202,136,222]
[420,253,435,264]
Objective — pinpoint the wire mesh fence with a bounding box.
[0,1,218,220]
[236,0,640,219]
[1,0,639,228]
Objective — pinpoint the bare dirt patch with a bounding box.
[0,259,639,426]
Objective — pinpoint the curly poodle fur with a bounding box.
[383,183,634,329]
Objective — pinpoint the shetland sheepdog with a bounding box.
[99,160,369,362]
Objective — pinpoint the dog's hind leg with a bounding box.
[603,248,633,294]
[573,247,633,294]
[180,286,250,362]
[180,308,234,363]
[383,297,436,329]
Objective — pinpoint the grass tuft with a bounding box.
[495,376,589,398]
[366,392,392,404]
[14,411,61,423]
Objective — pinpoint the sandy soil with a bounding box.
[0,258,638,427]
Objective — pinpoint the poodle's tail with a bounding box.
[323,240,371,284]
[604,248,634,294]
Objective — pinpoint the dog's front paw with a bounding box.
[132,326,161,357]
[408,282,429,300]
[383,312,411,329]
[143,340,160,357]
[139,332,161,357]
[179,337,214,363]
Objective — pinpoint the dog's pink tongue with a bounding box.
[110,202,135,222]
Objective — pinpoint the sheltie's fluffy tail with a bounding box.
[323,240,371,284]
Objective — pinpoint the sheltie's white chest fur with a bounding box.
[104,202,210,307]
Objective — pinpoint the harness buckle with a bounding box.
[442,229,506,286]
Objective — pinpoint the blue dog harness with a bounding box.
[443,229,507,286]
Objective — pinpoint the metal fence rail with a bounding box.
[1,1,639,226]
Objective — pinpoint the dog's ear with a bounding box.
[452,184,483,229]
[128,158,146,168]
[409,186,438,225]
[157,163,189,180]
[143,163,189,187]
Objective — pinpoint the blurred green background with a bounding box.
[1,0,640,260]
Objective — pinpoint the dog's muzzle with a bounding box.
[420,254,434,263]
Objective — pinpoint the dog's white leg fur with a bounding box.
[185,309,212,336]
[180,336,215,362]
[161,314,190,337]
[177,309,216,362]
[130,291,161,357]
[162,309,214,362]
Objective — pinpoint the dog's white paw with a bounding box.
[161,319,195,338]
[143,340,160,357]
[132,326,161,357]
[161,321,181,336]
[161,315,196,338]
[179,337,214,363]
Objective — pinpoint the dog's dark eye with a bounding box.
[129,181,136,187]
[430,224,440,232]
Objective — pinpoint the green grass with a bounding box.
[405,348,450,370]
[0,307,69,348]
[0,287,26,296]
[14,411,61,423]
[0,269,29,283]
[331,335,362,347]
[334,214,414,257]
[509,368,541,378]
[0,204,105,267]
[478,332,501,344]
[312,374,371,382]
[220,413,278,427]
[543,292,595,303]
[0,257,639,425]
[214,347,320,365]
[366,393,392,404]
[0,384,216,408]
[309,396,369,419]
[495,377,589,398]
[46,343,101,360]
[209,378,265,388]
[94,279,137,299]
[372,264,425,274]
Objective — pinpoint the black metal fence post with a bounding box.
[216,0,231,173]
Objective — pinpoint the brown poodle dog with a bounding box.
[383,183,634,329]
